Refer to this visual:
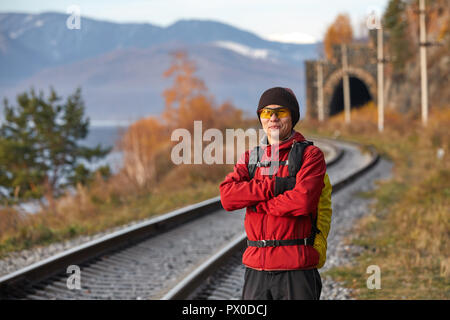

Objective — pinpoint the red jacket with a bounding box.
[219,131,326,270]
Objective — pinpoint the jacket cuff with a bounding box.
[255,202,267,213]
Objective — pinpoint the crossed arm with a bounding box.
[219,147,326,217]
[219,151,274,211]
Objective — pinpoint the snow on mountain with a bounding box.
[211,40,273,61]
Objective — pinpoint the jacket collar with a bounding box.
[260,130,306,150]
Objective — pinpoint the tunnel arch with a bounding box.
[323,67,376,117]
[328,76,372,116]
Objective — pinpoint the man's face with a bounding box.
[259,105,293,144]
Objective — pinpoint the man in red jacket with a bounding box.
[219,87,326,300]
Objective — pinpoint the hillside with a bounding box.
[382,0,449,112]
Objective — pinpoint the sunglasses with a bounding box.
[258,107,290,119]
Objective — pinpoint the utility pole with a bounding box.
[419,0,428,126]
[316,60,324,122]
[377,26,384,132]
[367,5,385,132]
[341,43,351,124]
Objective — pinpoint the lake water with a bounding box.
[79,125,127,173]
[80,125,126,150]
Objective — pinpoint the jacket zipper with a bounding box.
[260,145,269,269]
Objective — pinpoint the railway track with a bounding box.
[0,138,373,300]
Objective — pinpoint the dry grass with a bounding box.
[300,103,450,299]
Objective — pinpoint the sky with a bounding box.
[0,0,390,43]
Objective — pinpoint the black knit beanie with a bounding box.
[257,87,300,127]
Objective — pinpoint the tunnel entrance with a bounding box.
[329,76,372,116]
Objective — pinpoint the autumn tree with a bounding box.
[323,13,354,62]
[118,50,244,190]
[163,50,244,130]
[118,51,214,189]
[162,51,217,132]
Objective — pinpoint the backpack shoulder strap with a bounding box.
[287,140,314,177]
[247,146,264,180]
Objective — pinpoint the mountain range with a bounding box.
[0,12,319,122]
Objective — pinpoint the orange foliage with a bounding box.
[323,13,354,62]
[162,50,244,132]
[162,51,215,131]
